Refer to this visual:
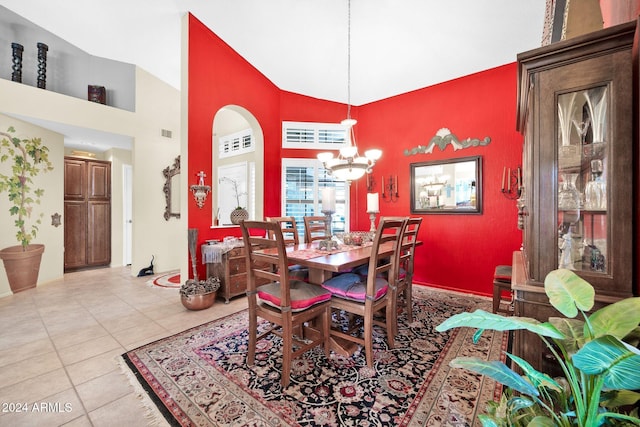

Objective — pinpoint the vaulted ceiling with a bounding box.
[1,0,547,105]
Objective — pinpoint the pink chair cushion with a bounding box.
[257,280,331,312]
[321,273,388,302]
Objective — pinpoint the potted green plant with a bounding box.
[219,176,248,224]
[436,269,640,426]
[0,126,53,293]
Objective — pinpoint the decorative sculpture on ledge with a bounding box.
[190,171,211,209]
[36,42,48,89]
[404,128,491,156]
[11,43,23,83]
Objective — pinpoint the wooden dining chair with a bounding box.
[266,216,300,245]
[304,215,330,243]
[395,217,422,330]
[320,217,407,367]
[267,216,308,280]
[240,220,332,388]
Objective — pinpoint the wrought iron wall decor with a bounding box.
[366,173,376,192]
[501,165,522,199]
[11,43,23,83]
[404,128,491,156]
[381,175,398,202]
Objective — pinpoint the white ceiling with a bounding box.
[1,0,547,106]
[1,1,547,152]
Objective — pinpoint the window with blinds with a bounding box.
[282,158,349,236]
[282,121,348,149]
[219,129,254,158]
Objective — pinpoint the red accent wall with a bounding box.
[188,14,281,278]
[355,65,523,294]
[188,14,522,295]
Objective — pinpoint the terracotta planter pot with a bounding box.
[0,244,45,293]
[181,291,217,310]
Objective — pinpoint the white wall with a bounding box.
[0,114,64,298]
[0,5,136,111]
[0,70,183,296]
[131,68,184,276]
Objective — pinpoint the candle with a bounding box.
[501,167,506,191]
[507,168,511,191]
[366,174,371,189]
[517,167,521,189]
[367,193,379,212]
[394,175,398,194]
[322,187,336,212]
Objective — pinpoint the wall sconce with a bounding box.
[501,166,522,200]
[366,173,376,192]
[382,175,399,202]
[190,171,211,208]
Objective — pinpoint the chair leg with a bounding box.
[322,307,331,358]
[247,312,257,365]
[492,282,501,314]
[281,320,292,388]
[364,314,374,367]
[386,301,396,348]
[405,283,413,324]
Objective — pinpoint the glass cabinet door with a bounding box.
[557,86,608,274]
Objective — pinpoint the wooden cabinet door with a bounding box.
[64,157,111,271]
[87,202,111,266]
[88,161,111,200]
[64,201,87,269]
[517,22,635,298]
[64,159,86,200]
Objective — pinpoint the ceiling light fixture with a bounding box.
[317,0,381,182]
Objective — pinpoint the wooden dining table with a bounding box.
[255,240,386,355]
[256,238,420,355]
[279,241,391,285]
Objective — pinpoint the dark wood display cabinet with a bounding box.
[513,20,639,374]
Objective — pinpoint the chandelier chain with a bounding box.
[346,0,352,119]
[316,0,381,182]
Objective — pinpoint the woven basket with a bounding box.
[230,208,249,224]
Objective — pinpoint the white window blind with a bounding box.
[219,128,254,158]
[282,121,348,149]
[281,158,349,236]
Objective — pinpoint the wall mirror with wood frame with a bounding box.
[410,155,482,214]
[163,155,180,220]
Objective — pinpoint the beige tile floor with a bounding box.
[0,267,247,426]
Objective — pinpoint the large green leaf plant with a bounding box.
[436,269,640,426]
[0,126,53,250]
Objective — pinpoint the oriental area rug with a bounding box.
[120,287,507,426]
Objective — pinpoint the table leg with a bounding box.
[308,268,333,285]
